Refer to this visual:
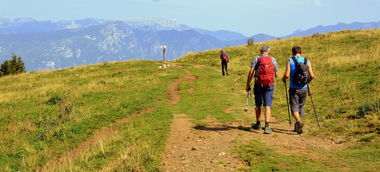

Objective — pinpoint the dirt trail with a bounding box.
[160,114,250,171]
[167,71,197,104]
[161,71,250,171]
[161,112,348,171]
[41,108,154,172]
[244,115,348,155]
[160,70,347,171]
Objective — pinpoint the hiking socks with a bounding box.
[265,122,270,128]
[252,121,261,130]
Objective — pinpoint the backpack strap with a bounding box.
[291,57,299,66]
[292,56,308,66]
[254,56,261,69]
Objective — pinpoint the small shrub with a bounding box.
[46,95,63,105]
[353,99,380,119]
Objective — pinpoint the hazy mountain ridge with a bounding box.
[0,22,229,71]
[285,21,380,38]
[0,18,379,71]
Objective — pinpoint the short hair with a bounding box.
[261,44,270,52]
[292,46,302,54]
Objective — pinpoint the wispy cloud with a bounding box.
[152,0,161,2]
[314,0,323,7]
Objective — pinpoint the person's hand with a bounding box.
[308,77,313,83]
[282,77,287,83]
[246,85,251,92]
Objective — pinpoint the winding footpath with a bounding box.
[159,70,347,171]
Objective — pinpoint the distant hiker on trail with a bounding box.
[282,46,315,134]
[246,44,278,134]
[220,50,230,76]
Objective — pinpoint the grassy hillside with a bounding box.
[0,29,379,171]
[0,61,187,170]
[178,29,380,140]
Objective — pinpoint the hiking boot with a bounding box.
[251,123,261,130]
[295,121,304,134]
[264,127,272,134]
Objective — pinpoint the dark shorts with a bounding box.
[254,84,275,107]
[289,88,308,116]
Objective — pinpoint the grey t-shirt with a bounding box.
[250,55,278,81]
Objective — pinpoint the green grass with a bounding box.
[0,60,185,171]
[174,66,239,122]
[235,139,380,172]
[0,29,379,171]
[178,28,380,139]
[177,29,380,171]
[61,107,173,171]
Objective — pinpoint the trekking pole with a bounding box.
[244,84,255,112]
[244,91,249,112]
[284,81,292,126]
[307,85,321,129]
[249,90,255,107]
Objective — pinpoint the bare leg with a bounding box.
[255,105,261,122]
[293,112,302,121]
[264,106,271,122]
[221,63,225,75]
[263,106,273,134]
[225,62,228,75]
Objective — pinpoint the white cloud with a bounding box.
[314,0,323,7]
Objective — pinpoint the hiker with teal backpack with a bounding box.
[246,45,278,134]
[220,50,230,76]
[282,46,315,134]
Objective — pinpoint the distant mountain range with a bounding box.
[285,21,380,38]
[0,18,379,71]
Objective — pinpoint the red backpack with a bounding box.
[222,52,229,61]
[257,56,275,87]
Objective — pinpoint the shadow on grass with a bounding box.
[271,128,297,135]
[194,125,259,133]
[194,125,296,135]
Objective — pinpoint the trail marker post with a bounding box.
[160,45,167,68]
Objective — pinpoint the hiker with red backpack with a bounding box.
[282,46,315,134]
[220,50,230,76]
[246,45,278,134]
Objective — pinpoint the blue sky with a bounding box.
[0,0,379,37]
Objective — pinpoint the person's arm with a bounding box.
[246,68,255,91]
[308,61,314,81]
[282,59,290,82]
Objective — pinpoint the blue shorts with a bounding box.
[254,84,275,107]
